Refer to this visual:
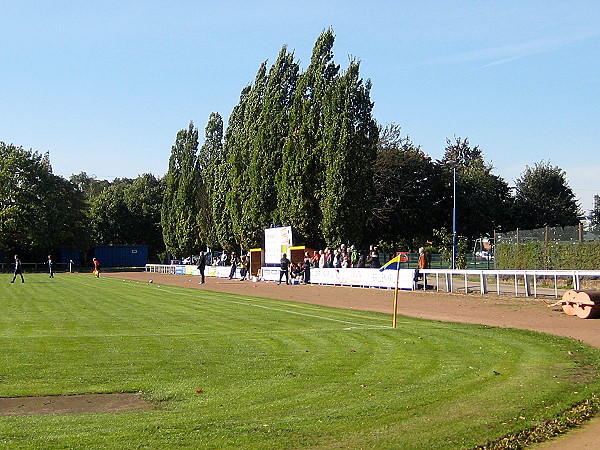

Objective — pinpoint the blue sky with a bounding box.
[2,1,599,213]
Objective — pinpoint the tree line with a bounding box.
[0,30,582,264]
[161,29,581,259]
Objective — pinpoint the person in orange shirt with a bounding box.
[417,247,429,288]
[93,257,101,277]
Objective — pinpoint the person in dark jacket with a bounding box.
[11,255,24,283]
[197,251,206,284]
[278,253,291,285]
[228,252,237,279]
[302,251,311,284]
[47,254,54,278]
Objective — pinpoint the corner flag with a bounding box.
[379,252,409,271]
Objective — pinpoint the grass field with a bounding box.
[1,273,599,449]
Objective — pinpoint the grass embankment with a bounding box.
[1,274,599,448]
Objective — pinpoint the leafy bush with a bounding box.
[496,242,600,269]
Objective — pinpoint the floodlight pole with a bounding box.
[452,165,457,270]
[447,161,458,270]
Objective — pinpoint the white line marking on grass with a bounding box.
[153,287,391,329]
[13,325,395,340]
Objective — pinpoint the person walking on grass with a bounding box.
[47,254,54,278]
[11,255,24,283]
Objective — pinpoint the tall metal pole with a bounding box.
[452,166,457,270]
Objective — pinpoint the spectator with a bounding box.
[416,247,429,289]
[369,246,380,268]
[325,248,334,268]
[341,253,350,268]
[228,252,237,279]
[303,251,312,284]
[312,250,319,268]
[291,262,303,282]
[356,250,365,268]
[221,252,229,266]
[333,249,342,268]
[197,251,206,284]
[239,255,249,281]
[278,253,291,285]
[350,245,358,267]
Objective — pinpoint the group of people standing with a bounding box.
[193,244,429,287]
[309,244,381,270]
[195,251,250,285]
[10,254,56,283]
[9,255,103,283]
[277,251,313,285]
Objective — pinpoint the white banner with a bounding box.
[147,264,415,289]
[261,267,415,289]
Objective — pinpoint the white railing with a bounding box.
[419,269,600,297]
[145,264,177,274]
[146,264,600,298]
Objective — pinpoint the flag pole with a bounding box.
[393,254,400,328]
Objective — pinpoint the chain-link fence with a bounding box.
[496,225,600,244]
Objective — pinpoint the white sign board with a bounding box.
[264,226,293,265]
[260,267,416,290]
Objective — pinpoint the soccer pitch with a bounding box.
[1,273,599,448]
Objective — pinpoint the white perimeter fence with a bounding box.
[146,264,600,298]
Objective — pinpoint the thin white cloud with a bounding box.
[411,29,600,69]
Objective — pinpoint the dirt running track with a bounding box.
[109,272,600,449]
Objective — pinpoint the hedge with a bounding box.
[495,242,600,270]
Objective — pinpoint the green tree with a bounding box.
[87,175,164,260]
[198,112,224,249]
[226,63,268,249]
[277,28,339,246]
[161,122,202,258]
[370,125,446,249]
[124,174,165,258]
[320,59,378,247]
[591,195,600,234]
[218,87,250,250]
[441,137,511,240]
[89,182,133,245]
[243,47,299,247]
[513,161,580,229]
[0,143,88,258]
[69,172,110,200]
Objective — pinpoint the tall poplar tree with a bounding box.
[161,122,201,258]
[244,46,299,246]
[226,63,268,249]
[198,112,224,248]
[277,28,339,246]
[320,60,378,246]
[216,87,250,250]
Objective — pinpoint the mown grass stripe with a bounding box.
[1,274,599,449]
